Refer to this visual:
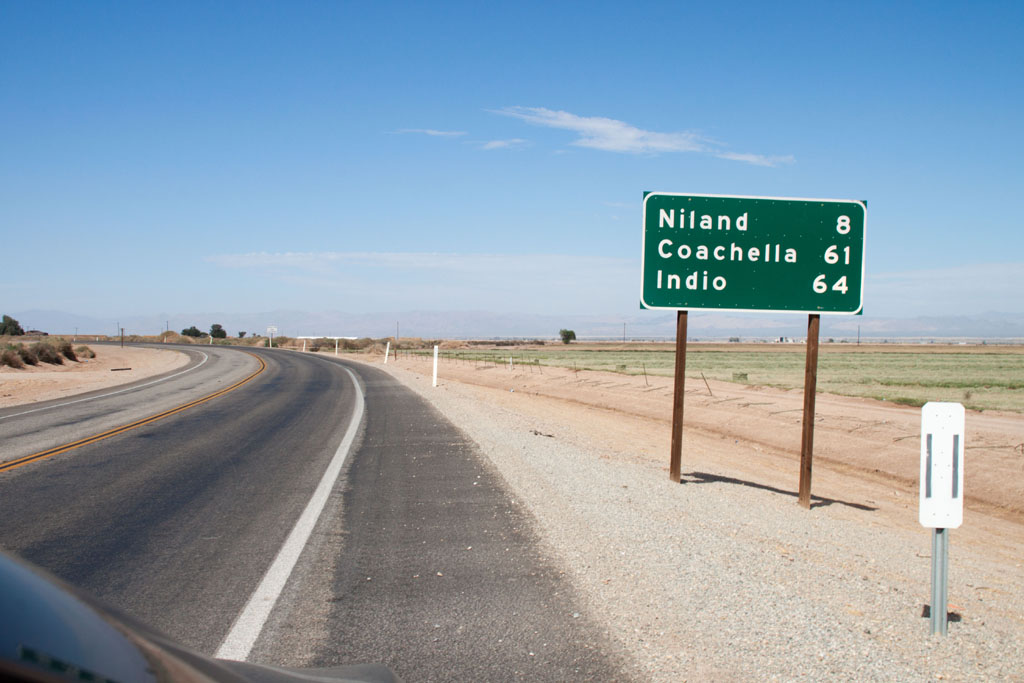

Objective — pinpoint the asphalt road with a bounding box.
[0,347,629,681]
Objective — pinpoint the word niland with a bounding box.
[657,208,748,231]
[655,209,796,292]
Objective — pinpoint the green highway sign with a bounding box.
[641,193,866,314]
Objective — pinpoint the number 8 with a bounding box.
[836,216,851,234]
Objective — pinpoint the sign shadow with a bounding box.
[681,471,878,511]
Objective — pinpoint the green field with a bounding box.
[414,344,1024,413]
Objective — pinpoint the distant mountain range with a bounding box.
[10,309,1024,342]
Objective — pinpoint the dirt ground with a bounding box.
[4,343,1020,562]
[377,351,1024,564]
[0,345,189,409]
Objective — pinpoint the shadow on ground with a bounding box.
[682,471,879,511]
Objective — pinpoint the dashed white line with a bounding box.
[0,351,210,421]
[214,365,365,662]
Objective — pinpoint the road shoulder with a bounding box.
[350,354,1024,681]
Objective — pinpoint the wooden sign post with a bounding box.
[642,193,866,504]
[669,311,688,483]
[798,314,821,508]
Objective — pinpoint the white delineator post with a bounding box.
[920,402,965,637]
[432,345,439,387]
[384,342,390,364]
[302,339,306,352]
[335,338,339,356]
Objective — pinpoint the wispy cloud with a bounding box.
[210,250,629,275]
[494,106,706,154]
[493,106,793,167]
[715,152,795,167]
[207,250,639,314]
[393,128,467,137]
[868,263,1024,316]
[480,138,527,150]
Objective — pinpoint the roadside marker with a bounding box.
[920,402,965,636]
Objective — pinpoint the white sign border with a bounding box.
[640,192,868,315]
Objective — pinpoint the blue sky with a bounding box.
[2,1,1021,325]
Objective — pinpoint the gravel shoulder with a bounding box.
[350,354,1024,681]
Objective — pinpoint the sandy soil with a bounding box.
[375,352,1024,560]
[0,345,190,409]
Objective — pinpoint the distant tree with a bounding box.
[210,324,227,339]
[238,331,247,338]
[0,315,25,336]
[181,325,202,337]
[558,329,576,345]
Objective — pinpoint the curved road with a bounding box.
[0,346,629,681]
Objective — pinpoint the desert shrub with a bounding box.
[75,345,96,359]
[32,342,64,364]
[342,337,375,351]
[1,349,24,368]
[58,341,77,361]
[17,345,39,366]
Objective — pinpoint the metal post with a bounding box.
[669,310,688,483]
[798,314,820,508]
[120,328,124,348]
[931,528,949,635]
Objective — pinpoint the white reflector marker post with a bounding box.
[384,342,390,364]
[432,345,439,387]
[920,402,965,636]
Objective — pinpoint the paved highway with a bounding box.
[0,346,629,681]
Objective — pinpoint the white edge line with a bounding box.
[214,366,365,662]
[0,351,210,421]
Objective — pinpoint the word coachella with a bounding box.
[654,208,796,292]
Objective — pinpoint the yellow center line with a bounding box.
[0,353,268,474]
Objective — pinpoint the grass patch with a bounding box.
[75,345,96,359]
[433,345,1024,413]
